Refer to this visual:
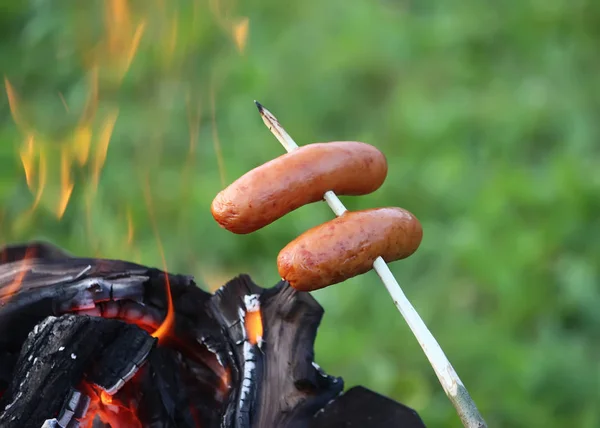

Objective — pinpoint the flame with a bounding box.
[103,0,146,81]
[0,246,36,305]
[92,110,119,189]
[245,306,263,347]
[142,178,175,344]
[100,390,113,405]
[80,382,141,428]
[124,22,146,76]
[4,77,29,132]
[73,125,92,166]
[209,0,249,52]
[57,148,75,219]
[233,17,249,53]
[19,134,36,190]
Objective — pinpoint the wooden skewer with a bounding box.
[254,101,487,428]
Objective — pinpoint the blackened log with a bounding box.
[0,242,425,427]
[311,386,426,428]
[209,275,343,428]
[0,314,156,428]
[0,242,227,400]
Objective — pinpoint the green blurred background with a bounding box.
[1,1,599,426]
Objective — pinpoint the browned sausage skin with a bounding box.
[277,207,423,292]
[210,141,388,234]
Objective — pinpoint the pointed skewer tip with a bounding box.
[254,100,264,112]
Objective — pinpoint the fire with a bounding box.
[103,0,146,81]
[79,382,141,428]
[0,246,36,305]
[244,297,263,347]
[208,0,250,53]
[143,178,175,344]
[4,74,117,220]
[19,134,37,192]
[4,77,29,132]
[58,148,75,219]
[92,110,119,190]
[233,17,249,53]
[73,125,92,166]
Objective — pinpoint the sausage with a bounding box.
[277,207,422,292]
[211,141,388,234]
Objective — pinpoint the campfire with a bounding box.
[0,242,425,427]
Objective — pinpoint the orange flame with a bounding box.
[233,17,249,53]
[103,0,146,81]
[0,246,36,305]
[245,306,263,346]
[19,134,36,190]
[209,0,249,53]
[80,382,141,428]
[142,178,175,344]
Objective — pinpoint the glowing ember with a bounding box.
[244,295,263,346]
[79,382,142,428]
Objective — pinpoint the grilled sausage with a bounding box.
[277,207,422,291]
[211,141,388,234]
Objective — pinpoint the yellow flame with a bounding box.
[19,134,36,190]
[5,1,150,226]
[33,152,47,212]
[74,125,92,166]
[92,110,119,189]
[123,21,146,78]
[208,0,249,53]
[106,0,131,55]
[4,77,28,132]
[57,148,75,219]
[233,17,249,53]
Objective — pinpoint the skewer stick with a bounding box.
[254,101,487,428]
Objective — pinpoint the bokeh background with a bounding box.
[1,1,599,426]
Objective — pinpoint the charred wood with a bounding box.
[0,241,425,427]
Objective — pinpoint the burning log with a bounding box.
[0,242,425,427]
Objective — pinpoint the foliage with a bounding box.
[1,1,599,426]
